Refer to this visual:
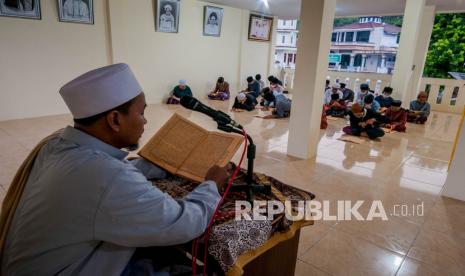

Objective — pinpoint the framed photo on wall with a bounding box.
[57,0,94,24]
[0,0,41,20]
[203,5,223,37]
[156,0,180,33]
[248,14,273,42]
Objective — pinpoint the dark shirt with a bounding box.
[246,81,260,98]
[341,88,355,102]
[233,94,257,111]
[375,95,394,108]
[348,109,388,129]
[173,85,192,98]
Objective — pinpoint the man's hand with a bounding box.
[366,118,376,125]
[359,122,367,128]
[205,165,229,192]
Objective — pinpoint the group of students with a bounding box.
[323,80,432,140]
[167,74,292,119]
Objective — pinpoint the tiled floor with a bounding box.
[1,100,464,276]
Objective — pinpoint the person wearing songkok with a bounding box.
[355,83,374,104]
[381,100,407,132]
[343,102,386,139]
[325,93,347,117]
[241,76,260,99]
[340,82,355,103]
[256,74,265,90]
[0,63,228,275]
[261,91,292,119]
[268,75,283,86]
[324,83,344,105]
[167,79,192,104]
[363,94,381,113]
[232,92,257,111]
[408,91,431,124]
[208,76,230,101]
[260,87,275,107]
[375,86,394,108]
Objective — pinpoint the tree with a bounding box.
[424,13,465,78]
[382,16,403,27]
[333,18,358,27]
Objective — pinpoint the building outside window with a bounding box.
[356,31,370,42]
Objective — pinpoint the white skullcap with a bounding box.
[332,83,341,89]
[59,63,142,119]
[237,93,246,101]
[179,79,187,85]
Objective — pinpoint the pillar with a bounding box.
[381,55,386,68]
[390,0,426,103]
[287,0,336,159]
[349,54,355,67]
[361,54,367,71]
[405,5,436,103]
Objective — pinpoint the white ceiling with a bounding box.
[203,0,465,19]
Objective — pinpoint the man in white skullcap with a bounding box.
[324,83,344,105]
[1,63,228,275]
[167,79,193,104]
[232,92,257,111]
[159,3,175,32]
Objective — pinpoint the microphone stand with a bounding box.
[217,123,271,202]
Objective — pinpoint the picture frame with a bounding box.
[0,0,41,20]
[156,0,180,33]
[248,14,273,42]
[203,5,223,37]
[57,0,93,24]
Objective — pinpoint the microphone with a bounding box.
[180,96,242,129]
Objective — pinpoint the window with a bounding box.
[282,35,285,43]
[340,32,345,42]
[284,53,287,63]
[396,33,400,44]
[356,31,370,42]
[291,35,293,44]
[345,32,354,42]
[283,20,287,26]
[291,21,294,26]
[331,32,337,42]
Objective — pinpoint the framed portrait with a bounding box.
[0,0,41,20]
[156,0,180,33]
[248,14,273,42]
[203,5,223,37]
[57,0,93,24]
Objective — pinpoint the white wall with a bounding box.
[0,0,274,121]
[0,0,111,121]
[381,33,399,48]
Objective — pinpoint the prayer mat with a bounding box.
[151,166,314,272]
[381,127,397,134]
[337,134,366,144]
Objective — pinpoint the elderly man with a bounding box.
[324,83,343,105]
[159,4,175,31]
[0,64,227,275]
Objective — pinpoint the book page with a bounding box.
[138,114,207,174]
[178,132,244,182]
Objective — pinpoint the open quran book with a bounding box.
[138,113,244,182]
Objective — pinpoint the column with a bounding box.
[442,113,465,201]
[361,54,367,71]
[349,54,355,67]
[405,5,436,103]
[381,55,386,68]
[390,0,426,103]
[287,0,336,159]
[267,16,279,78]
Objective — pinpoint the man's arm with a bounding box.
[129,158,167,180]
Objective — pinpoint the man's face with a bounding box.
[361,89,368,94]
[118,93,147,149]
[418,95,427,103]
[353,111,364,118]
[332,87,338,93]
[179,84,186,90]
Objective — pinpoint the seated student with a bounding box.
[325,93,347,117]
[232,92,257,111]
[408,91,431,124]
[375,87,394,108]
[167,79,192,104]
[324,84,343,104]
[260,87,274,107]
[355,83,374,104]
[343,103,385,140]
[208,77,230,101]
[340,83,355,103]
[363,94,381,113]
[256,74,265,91]
[268,75,283,86]
[242,76,260,99]
[270,77,284,94]
[262,92,292,119]
[381,100,407,132]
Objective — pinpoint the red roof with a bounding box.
[334,22,401,34]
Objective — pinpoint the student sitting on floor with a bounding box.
[261,91,292,119]
[355,83,374,104]
[381,100,407,132]
[208,77,230,101]
[363,94,381,113]
[241,76,260,99]
[324,84,343,105]
[268,75,283,86]
[375,87,394,108]
[343,103,385,140]
[167,79,192,104]
[408,91,431,124]
[325,93,347,117]
[256,74,265,91]
[269,77,284,95]
[260,87,274,107]
[340,83,355,103]
[232,92,257,111]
